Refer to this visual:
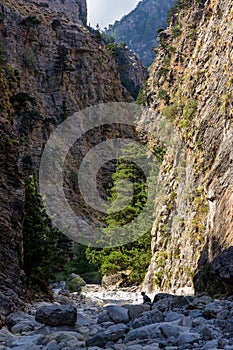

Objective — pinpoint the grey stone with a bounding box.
[86,331,111,348]
[47,340,60,350]
[159,323,186,338]
[97,311,111,324]
[77,312,93,326]
[177,331,201,345]
[126,345,143,350]
[5,312,38,330]
[217,310,231,320]
[35,305,77,326]
[122,304,151,320]
[105,305,130,324]
[46,330,84,343]
[203,340,219,349]
[132,309,163,328]
[106,323,129,342]
[0,328,15,347]
[143,344,160,350]
[179,316,192,327]
[164,311,183,322]
[200,325,221,340]
[124,324,161,342]
[187,309,203,318]
[11,334,44,347]
[192,316,207,327]
[11,321,35,334]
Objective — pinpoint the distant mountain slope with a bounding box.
[106,0,175,67]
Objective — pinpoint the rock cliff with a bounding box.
[0,0,134,317]
[143,0,233,295]
[106,0,174,66]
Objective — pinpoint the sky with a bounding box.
[86,0,140,29]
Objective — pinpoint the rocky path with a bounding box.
[1,288,233,350]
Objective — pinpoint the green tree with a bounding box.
[23,175,67,295]
[86,143,156,285]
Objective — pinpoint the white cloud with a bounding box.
[86,0,140,29]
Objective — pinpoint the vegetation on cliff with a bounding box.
[106,0,175,66]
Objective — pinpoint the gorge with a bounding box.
[0,0,232,328]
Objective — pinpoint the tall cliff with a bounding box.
[106,0,175,66]
[143,0,233,295]
[0,0,134,317]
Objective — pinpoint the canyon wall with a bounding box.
[0,0,133,317]
[143,0,233,295]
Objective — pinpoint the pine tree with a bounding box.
[86,142,157,285]
[23,175,67,295]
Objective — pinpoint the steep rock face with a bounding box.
[142,0,233,295]
[9,0,87,24]
[0,0,132,315]
[106,0,174,66]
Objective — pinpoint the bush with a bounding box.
[171,25,182,39]
[162,103,179,121]
[20,16,41,27]
[67,274,86,292]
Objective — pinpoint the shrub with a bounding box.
[157,89,167,100]
[22,49,36,71]
[20,16,41,27]
[67,274,86,292]
[162,103,179,121]
[171,25,182,38]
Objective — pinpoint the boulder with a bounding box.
[132,308,163,328]
[105,305,130,324]
[122,304,151,321]
[35,305,77,326]
[101,270,132,290]
[67,274,86,293]
[124,323,161,342]
[194,247,233,297]
[86,331,111,348]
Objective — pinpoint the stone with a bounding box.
[97,311,111,324]
[143,344,160,350]
[202,302,225,318]
[133,309,163,328]
[0,328,15,347]
[177,331,201,345]
[107,323,129,342]
[199,325,221,340]
[11,321,37,334]
[210,247,233,293]
[159,323,186,338]
[202,340,219,349]
[124,324,161,342]
[164,311,183,322]
[11,334,44,348]
[101,271,132,290]
[86,331,111,348]
[5,312,38,330]
[122,304,151,321]
[105,305,130,324]
[125,345,143,350]
[35,305,77,326]
[153,293,173,303]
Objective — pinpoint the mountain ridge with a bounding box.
[106,0,175,66]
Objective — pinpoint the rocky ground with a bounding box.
[1,287,233,350]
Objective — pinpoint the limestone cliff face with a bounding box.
[0,0,132,316]
[143,0,233,295]
[6,0,87,24]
